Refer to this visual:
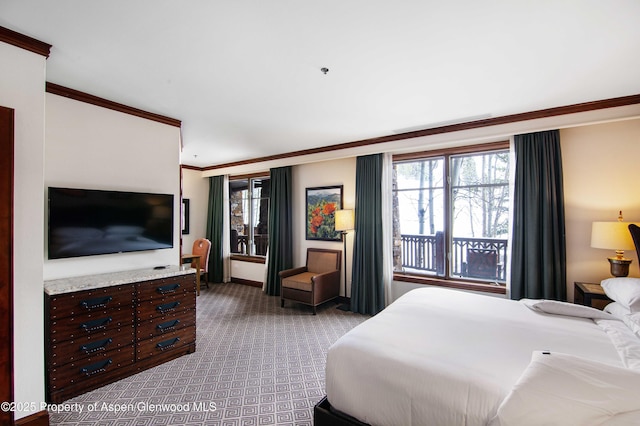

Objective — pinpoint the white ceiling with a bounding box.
[2,1,640,168]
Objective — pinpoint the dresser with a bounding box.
[45,267,196,403]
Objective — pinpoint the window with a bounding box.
[393,143,510,285]
[229,175,270,256]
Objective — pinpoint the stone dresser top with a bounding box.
[44,265,196,295]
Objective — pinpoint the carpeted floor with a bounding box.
[48,282,368,425]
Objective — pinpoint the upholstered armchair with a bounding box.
[279,248,341,315]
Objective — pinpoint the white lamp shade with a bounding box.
[591,222,636,251]
[335,209,354,232]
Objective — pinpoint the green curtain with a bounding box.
[205,175,225,283]
[351,154,385,315]
[510,130,566,300]
[265,166,293,296]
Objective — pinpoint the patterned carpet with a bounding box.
[48,282,368,425]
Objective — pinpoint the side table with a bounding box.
[574,281,611,310]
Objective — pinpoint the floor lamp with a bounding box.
[335,209,354,311]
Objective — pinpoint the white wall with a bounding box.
[230,260,266,283]
[44,93,182,280]
[0,41,46,420]
[181,168,209,252]
[562,118,640,300]
[293,158,356,297]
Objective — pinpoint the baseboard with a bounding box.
[231,277,263,288]
[336,296,350,305]
[15,410,49,426]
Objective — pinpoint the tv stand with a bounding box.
[44,266,196,403]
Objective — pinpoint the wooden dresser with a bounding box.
[44,267,196,403]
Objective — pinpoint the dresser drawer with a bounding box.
[49,325,135,367]
[137,275,195,302]
[49,306,134,344]
[48,345,135,391]
[48,284,135,320]
[136,309,195,341]
[136,326,195,361]
[136,292,195,321]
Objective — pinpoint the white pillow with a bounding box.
[605,302,632,319]
[488,351,640,426]
[601,278,640,312]
[520,298,614,320]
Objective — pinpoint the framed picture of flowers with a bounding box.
[305,185,343,241]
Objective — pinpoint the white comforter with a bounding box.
[489,351,640,426]
[325,288,629,426]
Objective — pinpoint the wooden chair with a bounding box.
[279,248,341,315]
[191,238,211,288]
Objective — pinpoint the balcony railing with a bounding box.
[399,233,508,282]
[232,234,268,256]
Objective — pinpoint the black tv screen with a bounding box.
[48,187,174,259]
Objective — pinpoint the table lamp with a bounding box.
[591,211,636,277]
[335,209,354,311]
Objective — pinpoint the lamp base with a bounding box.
[608,257,632,277]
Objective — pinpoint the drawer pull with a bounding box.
[156,283,181,294]
[80,338,113,354]
[156,301,180,313]
[156,337,180,351]
[157,319,180,332]
[80,296,113,310]
[80,317,113,332]
[81,359,112,376]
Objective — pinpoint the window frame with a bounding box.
[392,141,510,295]
[228,172,270,259]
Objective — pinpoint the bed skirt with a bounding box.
[314,396,370,426]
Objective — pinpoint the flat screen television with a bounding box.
[48,187,174,259]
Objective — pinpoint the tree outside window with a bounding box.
[393,147,510,283]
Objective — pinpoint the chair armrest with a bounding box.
[310,270,340,287]
[279,267,308,279]
[311,270,341,302]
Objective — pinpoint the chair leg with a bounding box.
[281,298,284,308]
[203,272,209,288]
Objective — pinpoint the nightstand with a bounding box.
[574,281,612,310]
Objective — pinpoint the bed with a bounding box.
[315,286,640,426]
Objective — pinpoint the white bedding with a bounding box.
[488,351,640,426]
[325,288,630,426]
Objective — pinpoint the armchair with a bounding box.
[279,248,341,315]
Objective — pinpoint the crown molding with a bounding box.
[46,82,181,128]
[202,93,640,171]
[0,26,51,58]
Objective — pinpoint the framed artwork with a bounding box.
[181,198,190,235]
[305,185,343,241]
